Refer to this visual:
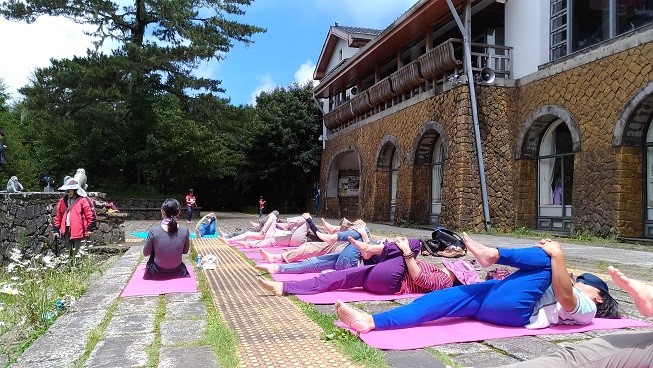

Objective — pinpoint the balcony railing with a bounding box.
[325,39,512,133]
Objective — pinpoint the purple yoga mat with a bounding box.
[336,317,651,350]
[120,263,198,297]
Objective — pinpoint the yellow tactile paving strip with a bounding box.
[194,238,359,368]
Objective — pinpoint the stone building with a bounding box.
[312,0,653,237]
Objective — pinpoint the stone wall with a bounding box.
[0,192,125,266]
[111,198,201,220]
[320,41,653,237]
[513,41,653,237]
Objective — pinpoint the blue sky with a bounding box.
[0,0,418,106]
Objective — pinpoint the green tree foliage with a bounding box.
[0,80,41,190]
[0,1,264,194]
[0,0,265,96]
[237,82,323,211]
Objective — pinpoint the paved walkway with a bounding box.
[10,212,653,367]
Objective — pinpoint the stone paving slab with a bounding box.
[158,346,219,368]
[84,334,154,368]
[160,319,206,345]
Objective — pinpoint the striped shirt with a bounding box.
[399,260,453,294]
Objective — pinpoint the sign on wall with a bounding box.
[338,175,360,197]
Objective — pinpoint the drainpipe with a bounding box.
[313,96,327,149]
[445,0,491,231]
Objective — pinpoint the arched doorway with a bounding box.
[537,119,574,232]
[325,147,361,219]
[430,138,444,224]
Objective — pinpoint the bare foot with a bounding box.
[321,218,339,234]
[609,266,653,317]
[317,231,337,245]
[348,236,383,260]
[257,277,283,296]
[255,264,279,274]
[335,300,374,333]
[195,230,202,238]
[462,232,498,268]
[260,249,282,263]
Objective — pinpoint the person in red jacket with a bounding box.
[53,177,97,259]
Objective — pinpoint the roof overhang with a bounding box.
[313,0,468,98]
[314,27,378,79]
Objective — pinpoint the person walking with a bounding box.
[258,196,266,218]
[185,189,196,223]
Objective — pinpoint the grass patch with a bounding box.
[144,296,166,367]
[0,249,119,366]
[292,298,388,368]
[191,247,239,367]
[71,299,119,367]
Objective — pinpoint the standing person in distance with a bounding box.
[258,195,266,218]
[185,189,196,223]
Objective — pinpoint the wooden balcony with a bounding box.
[322,39,512,133]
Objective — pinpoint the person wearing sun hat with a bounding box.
[256,236,482,296]
[52,173,97,258]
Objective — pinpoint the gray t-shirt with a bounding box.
[143,225,190,270]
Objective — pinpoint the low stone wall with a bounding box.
[112,198,202,220]
[0,192,125,266]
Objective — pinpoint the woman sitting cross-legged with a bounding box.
[257,236,481,296]
[335,234,620,334]
[143,198,191,280]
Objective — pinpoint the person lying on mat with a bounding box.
[257,236,481,296]
[195,212,217,238]
[219,210,280,243]
[143,198,191,280]
[499,266,653,368]
[233,213,311,248]
[336,234,619,334]
[259,216,370,264]
[255,228,381,275]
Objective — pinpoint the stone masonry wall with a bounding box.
[321,42,652,236]
[0,192,125,266]
[514,42,653,237]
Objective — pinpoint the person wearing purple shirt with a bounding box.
[143,198,190,279]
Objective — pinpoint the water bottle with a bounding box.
[195,254,203,267]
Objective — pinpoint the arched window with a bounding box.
[430,138,444,224]
[538,119,574,232]
[389,148,400,222]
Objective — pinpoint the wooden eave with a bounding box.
[313,0,469,98]
[314,27,377,80]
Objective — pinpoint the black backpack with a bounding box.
[421,226,466,258]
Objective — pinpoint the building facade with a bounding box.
[312,0,653,237]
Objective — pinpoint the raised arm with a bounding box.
[538,239,576,312]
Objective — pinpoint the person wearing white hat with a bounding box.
[52,176,97,258]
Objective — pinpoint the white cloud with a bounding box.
[293,60,317,87]
[248,74,276,106]
[0,16,105,103]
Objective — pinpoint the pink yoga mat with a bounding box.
[336,317,651,350]
[298,290,423,304]
[121,263,198,297]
